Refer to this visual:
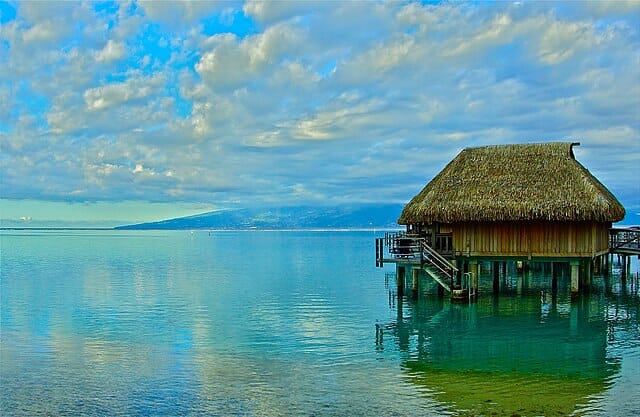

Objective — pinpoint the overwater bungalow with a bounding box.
[376,142,627,299]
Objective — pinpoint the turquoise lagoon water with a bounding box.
[1,230,638,416]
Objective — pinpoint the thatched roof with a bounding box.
[398,142,625,224]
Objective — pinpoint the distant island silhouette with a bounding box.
[115,203,405,230]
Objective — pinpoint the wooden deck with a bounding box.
[377,227,640,267]
[610,226,640,256]
[377,227,638,301]
[376,232,459,295]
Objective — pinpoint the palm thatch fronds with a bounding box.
[398,142,625,224]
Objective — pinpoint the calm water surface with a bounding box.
[1,230,638,416]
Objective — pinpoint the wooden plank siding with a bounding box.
[450,221,611,258]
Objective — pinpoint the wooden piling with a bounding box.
[397,266,405,297]
[412,268,419,300]
[455,259,462,288]
[517,262,523,295]
[470,261,479,299]
[583,259,591,293]
[492,261,500,295]
[570,260,579,293]
[551,262,558,293]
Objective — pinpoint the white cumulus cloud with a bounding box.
[95,40,126,63]
[84,75,164,111]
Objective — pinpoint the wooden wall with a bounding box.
[450,221,610,258]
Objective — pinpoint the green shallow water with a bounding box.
[1,230,638,416]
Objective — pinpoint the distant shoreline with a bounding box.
[0,227,403,232]
[0,227,114,231]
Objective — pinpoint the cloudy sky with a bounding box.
[1,1,639,226]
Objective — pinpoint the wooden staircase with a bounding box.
[419,240,458,294]
[422,264,452,292]
[377,232,472,301]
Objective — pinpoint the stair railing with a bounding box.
[463,272,474,300]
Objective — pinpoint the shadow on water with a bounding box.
[377,264,639,417]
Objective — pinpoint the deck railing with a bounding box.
[377,232,458,288]
[386,232,422,258]
[382,232,453,256]
[610,227,640,254]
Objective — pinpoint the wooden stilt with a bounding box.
[470,261,479,300]
[493,261,500,295]
[583,259,592,293]
[501,262,508,291]
[412,268,419,300]
[570,260,579,293]
[397,266,405,297]
[455,258,461,288]
[517,268,523,295]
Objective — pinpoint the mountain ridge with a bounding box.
[115,204,405,230]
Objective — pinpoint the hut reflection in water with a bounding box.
[376,265,639,416]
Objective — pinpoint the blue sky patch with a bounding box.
[0,1,16,23]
